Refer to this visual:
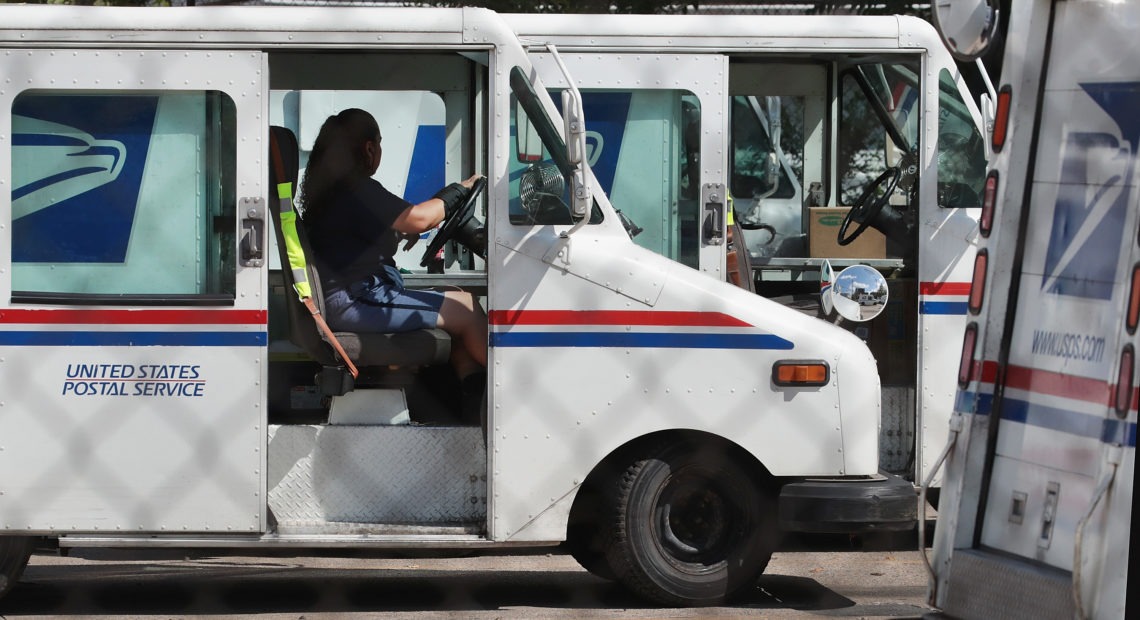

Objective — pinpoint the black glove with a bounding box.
[433,182,472,218]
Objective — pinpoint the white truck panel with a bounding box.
[489,243,878,540]
[0,47,267,534]
[0,342,263,532]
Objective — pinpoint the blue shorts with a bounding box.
[324,265,444,333]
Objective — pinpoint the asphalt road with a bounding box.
[0,534,933,619]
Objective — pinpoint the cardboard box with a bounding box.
[808,207,886,259]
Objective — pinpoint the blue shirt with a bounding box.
[303,177,410,290]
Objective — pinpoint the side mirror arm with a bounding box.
[547,44,592,224]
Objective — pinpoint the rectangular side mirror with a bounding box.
[515,99,544,163]
[561,90,591,218]
[562,90,584,166]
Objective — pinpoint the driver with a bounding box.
[299,108,487,406]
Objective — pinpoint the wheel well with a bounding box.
[566,429,776,534]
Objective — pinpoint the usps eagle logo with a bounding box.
[12,115,127,221]
[11,95,157,263]
[1042,82,1140,300]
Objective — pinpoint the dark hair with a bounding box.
[298,108,381,217]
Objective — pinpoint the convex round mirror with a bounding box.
[830,264,889,322]
[932,0,1000,61]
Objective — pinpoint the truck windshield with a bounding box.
[840,62,985,209]
[936,68,987,208]
[838,62,920,210]
[509,66,571,177]
[508,65,602,226]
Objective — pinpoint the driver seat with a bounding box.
[268,125,450,395]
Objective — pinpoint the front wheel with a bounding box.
[605,443,779,606]
[0,536,34,600]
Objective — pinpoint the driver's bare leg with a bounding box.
[438,290,487,423]
[437,290,488,373]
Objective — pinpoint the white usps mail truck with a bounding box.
[929,1,1138,618]
[506,12,989,503]
[1,3,911,607]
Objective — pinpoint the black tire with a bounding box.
[605,443,778,606]
[0,536,34,600]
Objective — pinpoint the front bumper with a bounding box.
[778,472,918,533]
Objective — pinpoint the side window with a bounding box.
[937,69,987,208]
[838,63,919,210]
[731,95,800,201]
[270,90,447,273]
[11,91,236,302]
[568,90,700,269]
[278,90,446,206]
[730,94,807,258]
[510,88,699,267]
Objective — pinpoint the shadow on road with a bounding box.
[0,527,934,617]
[0,555,870,616]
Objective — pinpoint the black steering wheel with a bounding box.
[837,167,901,246]
[420,176,487,267]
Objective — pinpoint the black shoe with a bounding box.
[460,371,486,425]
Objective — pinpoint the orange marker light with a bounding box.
[958,323,978,388]
[969,250,988,315]
[773,361,830,387]
[993,85,1012,153]
[981,171,998,237]
[1115,345,1134,418]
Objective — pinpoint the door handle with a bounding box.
[240,197,265,267]
[702,183,726,246]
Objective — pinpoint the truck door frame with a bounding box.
[0,48,269,534]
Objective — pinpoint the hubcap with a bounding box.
[657,474,734,565]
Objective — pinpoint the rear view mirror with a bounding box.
[827,264,889,322]
[932,0,999,61]
[515,99,544,163]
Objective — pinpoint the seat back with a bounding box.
[267,126,450,374]
[268,126,340,368]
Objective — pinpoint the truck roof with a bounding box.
[0,5,503,48]
[505,12,936,53]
